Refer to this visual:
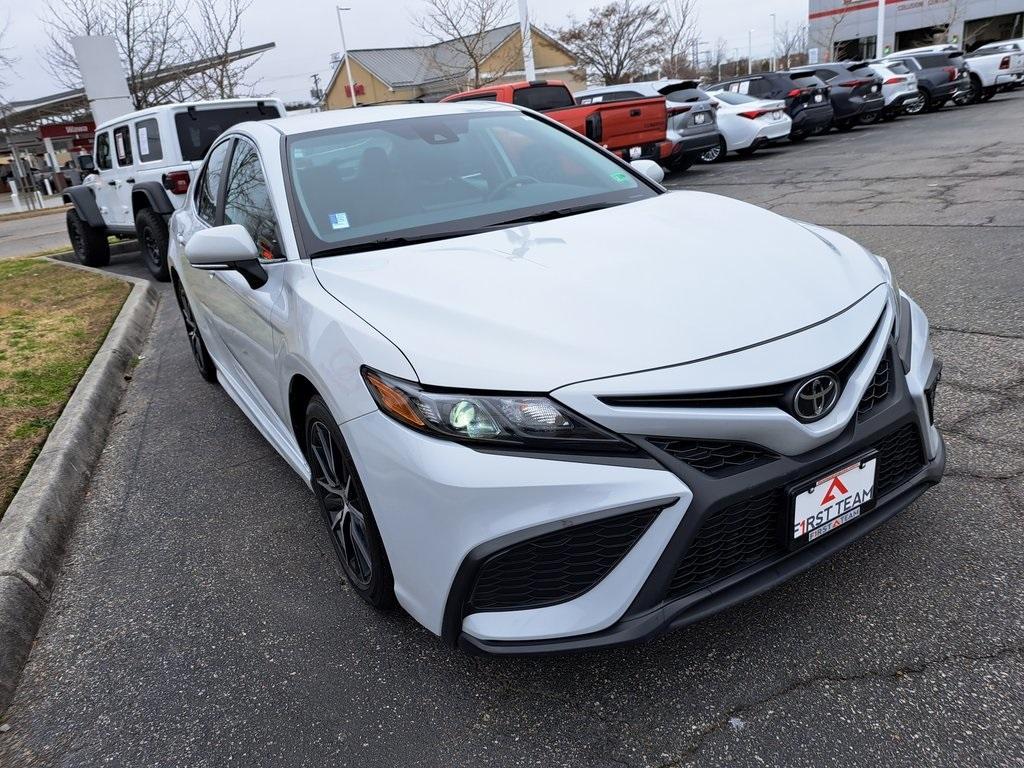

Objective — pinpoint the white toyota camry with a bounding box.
[169,102,944,654]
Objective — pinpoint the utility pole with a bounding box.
[518,0,536,81]
[748,29,754,74]
[770,13,777,70]
[875,0,886,57]
[336,6,358,108]
[310,73,323,109]
[734,48,740,76]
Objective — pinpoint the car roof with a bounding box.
[576,79,700,96]
[95,98,285,130]
[258,100,516,137]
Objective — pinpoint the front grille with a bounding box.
[666,422,927,601]
[667,489,783,599]
[600,314,884,415]
[874,423,926,497]
[648,438,778,478]
[467,507,661,612]
[858,354,892,418]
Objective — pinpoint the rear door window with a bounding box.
[135,118,163,162]
[196,139,233,224]
[511,85,574,111]
[113,125,133,167]
[175,104,282,161]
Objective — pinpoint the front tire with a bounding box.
[305,396,395,609]
[173,276,217,382]
[136,208,170,282]
[66,209,110,267]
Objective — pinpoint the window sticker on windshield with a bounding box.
[610,171,630,185]
[329,212,350,230]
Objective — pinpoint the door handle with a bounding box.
[630,109,641,117]
[107,181,117,186]
[126,178,135,184]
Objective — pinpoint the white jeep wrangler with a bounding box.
[64,98,285,280]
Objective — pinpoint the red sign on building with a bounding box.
[38,122,96,140]
[344,83,366,97]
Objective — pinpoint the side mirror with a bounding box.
[185,224,267,288]
[630,159,665,184]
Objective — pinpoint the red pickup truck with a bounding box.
[441,80,670,164]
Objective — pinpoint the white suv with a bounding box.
[64,98,285,280]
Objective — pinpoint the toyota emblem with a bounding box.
[793,374,841,421]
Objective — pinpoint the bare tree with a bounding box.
[413,0,516,90]
[775,22,807,69]
[811,1,856,62]
[41,0,260,108]
[188,0,260,98]
[552,1,668,85]
[660,0,698,79]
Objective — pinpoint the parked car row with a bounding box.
[61,42,1024,282]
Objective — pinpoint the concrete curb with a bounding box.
[0,261,158,712]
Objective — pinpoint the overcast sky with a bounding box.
[1,0,809,104]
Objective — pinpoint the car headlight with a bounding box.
[874,254,913,371]
[362,368,636,454]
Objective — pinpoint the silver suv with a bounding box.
[63,98,285,280]
[576,80,721,172]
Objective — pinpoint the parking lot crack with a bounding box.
[654,644,1024,767]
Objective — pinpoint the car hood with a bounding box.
[311,192,886,392]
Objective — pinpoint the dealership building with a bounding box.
[809,0,1024,60]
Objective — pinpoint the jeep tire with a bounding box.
[136,208,171,282]
[66,208,110,268]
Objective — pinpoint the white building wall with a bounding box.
[808,0,1024,59]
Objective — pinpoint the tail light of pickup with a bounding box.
[999,56,1011,70]
[163,171,191,195]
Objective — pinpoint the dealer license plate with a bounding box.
[629,146,642,159]
[792,456,877,544]
[695,112,706,124]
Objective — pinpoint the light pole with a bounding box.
[518,0,536,81]
[748,29,754,74]
[770,13,776,71]
[875,0,886,57]
[336,6,358,108]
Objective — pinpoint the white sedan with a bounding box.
[169,101,944,654]
[700,91,793,162]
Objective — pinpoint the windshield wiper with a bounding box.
[308,202,624,259]
[488,201,622,228]
[309,228,493,258]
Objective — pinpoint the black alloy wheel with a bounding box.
[174,277,217,382]
[305,397,394,608]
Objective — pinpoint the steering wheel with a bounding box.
[486,175,540,201]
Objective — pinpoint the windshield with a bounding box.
[286,110,658,255]
[967,44,1017,57]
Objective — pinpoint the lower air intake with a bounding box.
[467,507,662,612]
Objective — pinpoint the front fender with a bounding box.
[62,185,105,228]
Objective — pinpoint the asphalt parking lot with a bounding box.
[1,94,1023,768]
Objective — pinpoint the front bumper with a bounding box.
[669,130,722,160]
[347,292,944,654]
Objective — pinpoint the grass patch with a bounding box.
[0,258,130,515]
